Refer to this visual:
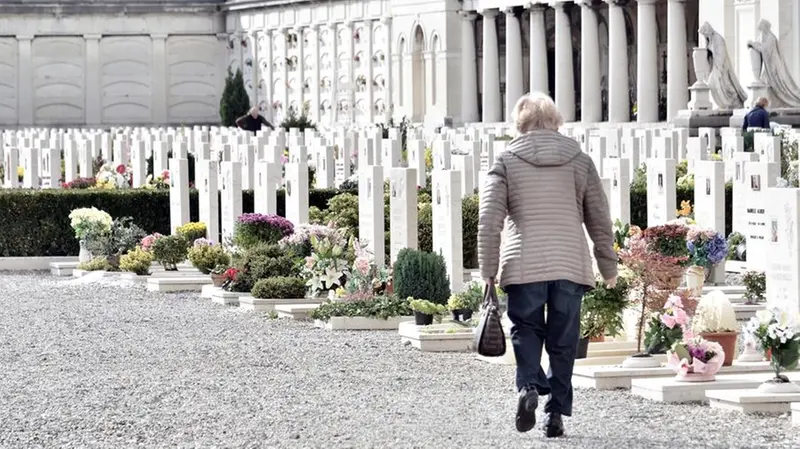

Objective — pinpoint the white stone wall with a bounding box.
[0,12,224,127]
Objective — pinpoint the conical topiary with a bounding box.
[392,248,451,305]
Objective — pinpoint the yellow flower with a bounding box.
[613,242,620,253]
[17,166,24,177]
[677,200,692,217]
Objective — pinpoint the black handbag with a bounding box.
[474,279,507,357]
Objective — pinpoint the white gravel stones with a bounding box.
[0,272,798,448]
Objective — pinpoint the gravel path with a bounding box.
[0,272,797,449]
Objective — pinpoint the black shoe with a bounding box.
[515,388,539,433]
[544,413,564,438]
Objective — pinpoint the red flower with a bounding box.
[161,170,170,180]
[115,164,126,174]
[224,268,239,281]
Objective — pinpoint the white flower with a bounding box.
[756,309,773,326]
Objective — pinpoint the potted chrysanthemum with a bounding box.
[745,308,800,393]
[667,336,725,382]
[691,290,739,366]
[685,226,728,293]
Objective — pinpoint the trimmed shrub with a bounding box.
[151,235,188,270]
[252,276,307,299]
[120,246,154,275]
[220,68,249,127]
[176,222,207,243]
[187,241,230,275]
[393,248,451,306]
[231,243,299,292]
[233,213,294,249]
[78,256,115,272]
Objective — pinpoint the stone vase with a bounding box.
[749,46,763,81]
[685,265,705,293]
[78,240,92,263]
[692,47,711,85]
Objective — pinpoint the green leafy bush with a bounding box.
[309,295,412,322]
[230,243,299,292]
[233,213,294,249]
[176,222,207,243]
[743,270,766,303]
[78,256,115,272]
[83,217,145,258]
[187,242,230,275]
[119,246,154,275]
[151,235,188,270]
[393,249,451,306]
[409,298,447,315]
[280,107,316,131]
[251,276,307,299]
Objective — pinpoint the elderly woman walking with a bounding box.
[478,93,617,438]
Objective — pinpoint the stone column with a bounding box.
[607,0,629,122]
[311,24,321,123]
[84,35,102,125]
[528,4,548,95]
[250,30,260,108]
[460,11,479,123]
[504,8,523,121]
[344,20,356,123]
[264,30,274,121]
[151,34,168,124]
[554,1,575,122]
[295,26,305,113]
[17,35,33,126]
[364,19,375,123]
[580,2,601,122]
[329,22,339,125]
[216,33,229,108]
[636,0,658,123]
[667,0,688,121]
[480,9,501,123]
[279,27,289,114]
[381,16,393,122]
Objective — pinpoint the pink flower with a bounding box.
[141,233,162,251]
[677,359,691,376]
[305,257,315,269]
[354,257,370,275]
[115,164,126,174]
[665,294,683,309]
[661,313,677,329]
[674,308,689,326]
[682,328,695,340]
[161,170,170,180]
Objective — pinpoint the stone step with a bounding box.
[210,289,242,306]
[316,316,414,331]
[275,304,320,320]
[572,361,774,390]
[50,261,79,276]
[792,403,800,426]
[398,321,475,352]
[631,372,800,403]
[239,296,324,312]
[707,387,800,414]
[146,276,211,292]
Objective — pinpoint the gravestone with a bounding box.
[753,133,781,164]
[63,139,78,183]
[432,169,463,293]
[254,161,280,215]
[359,165,386,265]
[694,160,726,283]
[603,158,630,225]
[731,155,759,233]
[169,158,190,234]
[646,158,676,227]
[389,167,418,264]
[744,161,781,272]
[764,188,800,313]
[452,154,474,198]
[44,147,60,188]
[220,161,243,244]
[316,146,335,189]
[153,141,169,175]
[407,139,426,187]
[130,141,147,188]
[284,162,309,226]
[198,160,220,244]
[23,147,39,189]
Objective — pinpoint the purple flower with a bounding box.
[236,213,294,237]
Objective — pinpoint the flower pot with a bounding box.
[699,331,738,366]
[668,351,723,382]
[685,265,705,292]
[210,273,226,287]
[78,240,92,263]
[589,335,605,343]
[106,254,120,270]
[576,337,590,359]
[692,47,711,85]
[451,311,460,321]
[621,353,661,368]
[414,311,433,326]
[757,375,800,393]
[162,262,178,271]
[460,309,473,320]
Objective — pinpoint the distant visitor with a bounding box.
[236,106,275,134]
[742,97,770,131]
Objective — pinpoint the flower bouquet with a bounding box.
[302,233,353,297]
[667,336,725,382]
[643,294,688,355]
[684,226,728,292]
[745,308,800,393]
[69,207,113,263]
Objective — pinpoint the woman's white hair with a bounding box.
[511,92,564,133]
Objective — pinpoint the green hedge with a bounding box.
[0,188,346,257]
[629,184,733,237]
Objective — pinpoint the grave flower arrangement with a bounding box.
[69,207,113,242]
[140,233,163,252]
[95,163,132,189]
[302,232,353,296]
[187,238,230,275]
[145,170,170,190]
[643,294,689,355]
[675,200,696,224]
[150,234,188,271]
[233,213,294,249]
[742,270,766,304]
[686,226,727,269]
[666,336,725,381]
[745,308,800,391]
[279,223,339,257]
[340,242,391,301]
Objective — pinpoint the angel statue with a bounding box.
[699,22,747,109]
[748,19,800,107]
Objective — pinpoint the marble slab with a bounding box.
[706,389,800,414]
[631,372,800,403]
[146,276,211,292]
[573,361,772,390]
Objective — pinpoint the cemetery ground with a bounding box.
[0,272,797,449]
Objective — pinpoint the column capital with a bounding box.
[363,18,374,26]
[84,34,102,41]
[16,35,33,41]
[477,8,498,18]
[150,34,168,40]
[459,10,478,21]
[503,7,516,15]
[310,23,320,31]
[380,16,392,25]
[636,0,658,3]
[328,22,338,31]
[527,3,548,13]
[343,20,354,29]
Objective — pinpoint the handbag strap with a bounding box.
[483,279,499,307]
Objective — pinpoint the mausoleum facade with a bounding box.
[2,0,800,127]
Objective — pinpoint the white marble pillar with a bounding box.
[329,23,339,125]
[666,0,688,121]
[580,2,601,122]
[480,9,502,123]
[381,16,393,122]
[311,24,321,123]
[264,30,274,121]
[17,36,33,126]
[554,1,575,122]
[460,11,479,123]
[84,35,102,125]
[295,25,306,111]
[607,0,629,122]
[636,0,658,123]
[528,5,548,95]
[151,34,168,124]
[279,27,289,114]
[504,9,523,121]
[365,19,375,123]
[344,21,356,123]
[216,33,229,105]
[250,30,260,107]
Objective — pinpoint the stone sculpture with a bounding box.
[748,19,800,108]
[698,22,747,109]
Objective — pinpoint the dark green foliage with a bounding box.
[146,151,196,186]
[219,68,250,126]
[643,314,683,355]
[251,276,307,299]
[280,107,316,131]
[309,295,412,321]
[393,248,451,305]
[629,183,733,237]
[229,243,300,293]
[151,235,189,269]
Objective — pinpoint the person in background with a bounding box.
[742,97,770,131]
[235,106,275,134]
[477,92,617,439]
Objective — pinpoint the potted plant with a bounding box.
[742,270,766,305]
[745,308,800,393]
[409,298,446,325]
[726,232,746,261]
[151,234,189,271]
[577,275,630,359]
[684,226,728,293]
[209,264,228,287]
[691,290,739,366]
[119,246,154,276]
[446,281,483,322]
[643,294,688,355]
[666,336,725,382]
[187,239,230,275]
[68,207,113,263]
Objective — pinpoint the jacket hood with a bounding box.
[506,130,582,167]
